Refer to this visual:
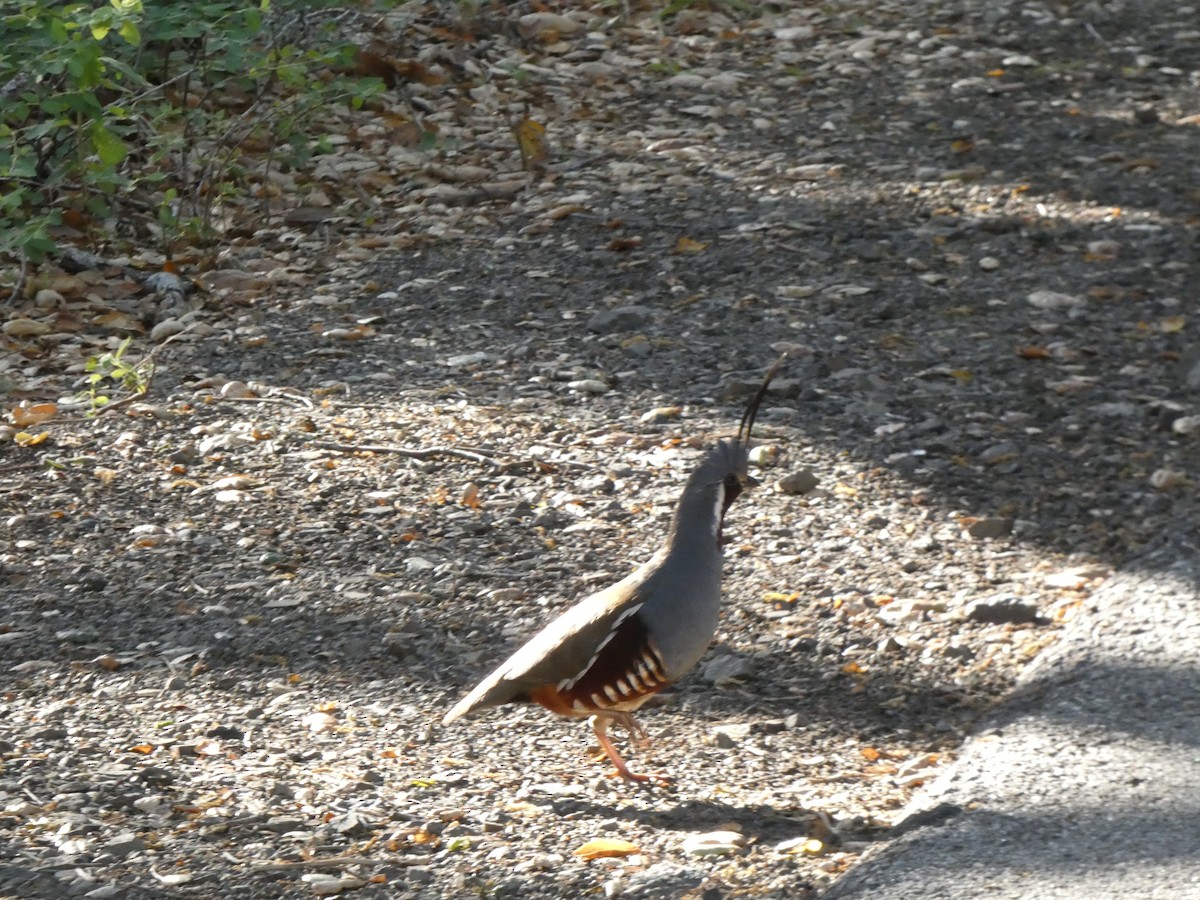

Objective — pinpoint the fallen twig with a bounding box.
[310,440,500,468]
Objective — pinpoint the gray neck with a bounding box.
[665,479,725,556]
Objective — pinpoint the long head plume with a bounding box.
[732,354,786,467]
[682,354,787,527]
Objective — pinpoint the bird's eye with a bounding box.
[724,473,740,489]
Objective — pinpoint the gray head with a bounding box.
[679,358,784,538]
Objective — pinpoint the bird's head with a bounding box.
[682,357,784,539]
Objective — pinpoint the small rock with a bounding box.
[701,653,754,685]
[965,517,1014,539]
[1149,468,1188,491]
[517,12,582,40]
[640,406,681,424]
[1172,416,1200,435]
[34,288,65,307]
[1086,239,1121,258]
[163,674,188,692]
[966,595,1039,624]
[748,445,779,467]
[682,830,746,856]
[979,442,1019,464]
[577,474,615,494]
[446,352,489,368]
[483,588,523,604]
[1090,401,1138,418]
[104,833,146,858]
[978,256,1001,271]
[776,470,819,495]
[219,380,254,399]
[568,379,609,394]
[1027,289,1085,310]
[150,318,186,342]
[1133,105,1159,124]
[587,306,653,333]
[710,723,752,747]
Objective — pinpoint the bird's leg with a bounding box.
[610,710,652,749]
[590,714,671,784]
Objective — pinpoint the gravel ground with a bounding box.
[823,527,1200,900]
[2,1,1198,898]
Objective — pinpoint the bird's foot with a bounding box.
[605,766,673,785]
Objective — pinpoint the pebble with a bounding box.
[1027,289,1085,310]
[776,469,819,495]
[517,12,582,40]
[979,442,1019,464]
[149,318,186,342]
[748,445,779,467]
[966,595,1039,624]
[1149,468,1188,491]
[710,723,752,747]
[701,653,754,685]
[965,517,1014,539]
[447,352,489,367]
[640,405,681,423]
[587,305,653,333]
[978,256,1000,270]
[1171,416,1200,435]
[682,830,746,856]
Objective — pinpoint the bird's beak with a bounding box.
[741,473,760,489]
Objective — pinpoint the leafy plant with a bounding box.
[0,0,386,273]
[80,336,154,410]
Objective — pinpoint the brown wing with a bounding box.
[442,556,663,725]
[530,606,670,717]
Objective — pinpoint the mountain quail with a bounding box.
[443,361,781,781]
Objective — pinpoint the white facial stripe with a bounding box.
[711,481,726,539]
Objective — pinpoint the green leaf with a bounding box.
[92,125,128,165]
[91,22,111,40]
[118,20,140,45]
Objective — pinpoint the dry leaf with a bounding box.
[10,403,58,426]
[460,483,481,509]
[673,236,708,254]
[514,116,547,170]
[1017,346,1051,360]
[3,318,52,337]
[574,838,641,861]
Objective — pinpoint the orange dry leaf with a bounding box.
[860,746,881,761]
[574,838,641,861]
[514,116,547,170]
[15,431,50,447]
[841,661,865,675]
[1018,345,1051,360]
[461,483,481,509]
[11,403,58,426]
[129,744,155,754]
